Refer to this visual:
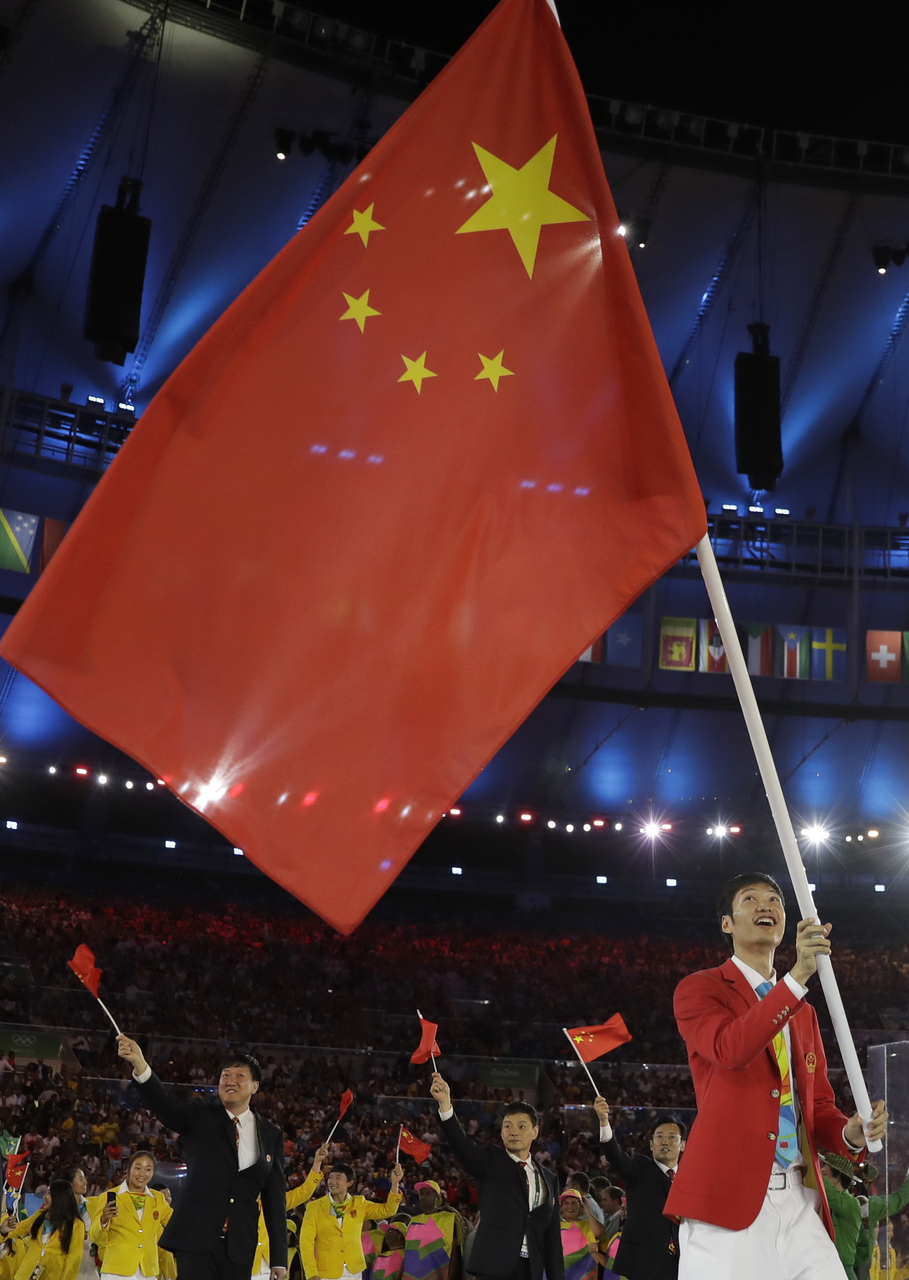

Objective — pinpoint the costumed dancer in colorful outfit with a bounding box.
[558,1189,606,1280]
[373,1224,406,1280]
[2,1179,85,1280]
[300,1161,404,1280]
[88,1151,172,1280]
[402,1180,464,1280]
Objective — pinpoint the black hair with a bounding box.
[501,1101,538,1126]
[566,1172,590,1192]
[59,1167,84,1187]
[589,1176,612,1191]
[602,1186,624,1205]
[717,873,785,949]
[219,1052,262,1083]
[329,1163,355,1182]
[650,1115,687,1141]
[32,1180,78,1253]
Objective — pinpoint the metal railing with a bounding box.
[0,387,135,477]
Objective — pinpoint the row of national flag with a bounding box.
[581,618,909,682]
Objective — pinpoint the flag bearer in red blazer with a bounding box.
[665,871,887,1279]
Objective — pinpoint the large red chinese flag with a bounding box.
[0,0,705,932]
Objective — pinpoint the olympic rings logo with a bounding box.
[9,1035,37,1047]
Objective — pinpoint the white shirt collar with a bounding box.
[116,1182,150,1195]
[506,1151,534,1165]
[225,1105,252,1123]
[731,954,777,991]
[654,1160,676,1175]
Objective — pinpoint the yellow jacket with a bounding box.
[88,1186,172,1276]
[300,1192,403,1280]
[253,1163,324,1270]
[7,1210,85,1280]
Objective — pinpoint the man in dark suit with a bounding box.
[430,1071,563,1280]
[593,1098,682,1280]
[117,1033,287,1280]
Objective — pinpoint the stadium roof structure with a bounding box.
[3,0,909,895]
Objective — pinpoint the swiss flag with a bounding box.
[0,0,705,932]
[866,630,901,682]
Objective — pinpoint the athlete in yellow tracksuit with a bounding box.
[253,1145,327,1274]
[4,1207,85,1280]
[300,1163,404,1280]
[88,1153,172,1278]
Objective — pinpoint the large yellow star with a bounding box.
[398,352,437,394]
[339,289,381,332]
[475,350,514,391]
[345,203,384,248]
[456,136,589,278]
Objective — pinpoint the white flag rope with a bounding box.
[697,533,881,1152]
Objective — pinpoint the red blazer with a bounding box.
[664,958,855,1234]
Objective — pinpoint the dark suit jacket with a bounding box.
[135,1071,287,1268]
[440,1114,564,1280]
[602,1135,678,1280]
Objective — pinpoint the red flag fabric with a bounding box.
[565,1014,632,1063]
[5,1152,28,1190]
[867,630,901,682]
[0,0,705,933]
[399,1126,432,1163]
[410,1017,441,1065]
[338,1088,354,1118]
[67,943,102,999]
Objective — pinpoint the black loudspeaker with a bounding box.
[734,322,782,491]
[84,178,151,365]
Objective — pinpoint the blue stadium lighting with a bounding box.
[86,395,105,406]
[749,505,764,514]
[666,878,677,887]
[451,866,462,875]
[596,875,608,884]
[165,840,176,848]
[117,402,135,413]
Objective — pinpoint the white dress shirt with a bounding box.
[133,1065,259,1168]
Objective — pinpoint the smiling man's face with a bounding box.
[722,882,785,952]
[218,1064,258,1110]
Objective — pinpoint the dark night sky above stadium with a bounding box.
[312,0,909,145]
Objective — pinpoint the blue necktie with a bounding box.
[756,980,798,1168]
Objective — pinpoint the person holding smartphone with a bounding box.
[88,1150,171,1279]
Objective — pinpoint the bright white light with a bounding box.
[125,781,134,789]
[617,224,627,236]
[879,267,887,275]
[729,825,741,833]
[117,402,135,413]
[5,821,16,830]
[48,766,56,774]
[448,807,461,816]
[722,504,738,511]
[157,779,165,786]
[547,819,556,829]
[614,822,623,831]
[706,827,713,835]
[566,823,574,833]
[642,822,660,838]
[775,508,790,516]
[495,814,504,824]
[75,767,88,776]
[749,505,764,514]
[519,812,533,822]
[808,882,816,891]
[857,834,864,841]
[233,848,244,856]
[164,840,176,849]
[98,775,107,785]
[583,823,591,832]
[592,819,605,827]
[451,866,462,875]
[661,822,672,831]
[868,829,880,838]
[845,835,852,842]
[875,884,886,892]
[276,150,287,160]
[803,826,828,843]
[146,782,154,791]
[87,395,105,405]
[596,875,608,884]
[666,878,677,887]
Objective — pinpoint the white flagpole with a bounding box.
[96,998,122,1037]
[562,1028,600,1096]
[396,1125,402,1165]
[697,533,881,1151]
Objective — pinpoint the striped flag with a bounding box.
[698,619,727,673]
[659,617,696,671]
[776,626,810,679]
[742,623,773,676]
[810,628,846,681]
[578,636,603,663]
[0,511,39,574]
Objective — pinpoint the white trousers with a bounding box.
[678,1175,848,1280]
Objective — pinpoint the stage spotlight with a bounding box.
[274,128,296,160]
[98,775,108,785]
[495,814,504,823]
[547,819,556,829]
[48,766,56,774]
[868,829,880,838]
[709,825,728,838]
[802,825,828,843]
[614,822,623,831]
[642,822,660,838]
[873,245,891,274]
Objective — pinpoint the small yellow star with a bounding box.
[345,203,385,248]
[475,350,514,391]
[398,352,437,394]
[339,289,381,333]
[457,136,589,278]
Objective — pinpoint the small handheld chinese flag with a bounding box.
[411,1016,441,1065]
[5,1152,28,1191]
[565,1014,632,1063]
[399,1126,432,1163]
[326,1088,354,1143]
[0,0,705,933]
[66,944,121,1035]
